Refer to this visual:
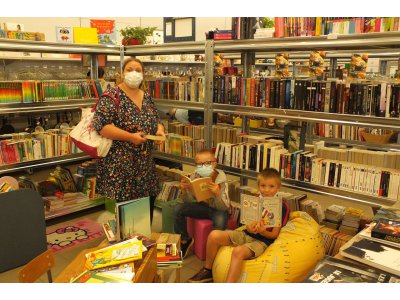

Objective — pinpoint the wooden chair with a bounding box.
[18,249,55,283]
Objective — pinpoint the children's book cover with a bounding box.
[240,194,282,227]
[56,26,73,44]
[116,197,151,241]
[181,174,213,202]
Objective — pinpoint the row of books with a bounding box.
[156,181,181,204]
[279,150,400,201]
[311,123,387,142]
[274,17,400,38]
[0,130,81,166]
[155,133,206,158]
[73,160,97,199]
[213,76,400,119]
[319,226,353,256]
[0,80,103,103]
[144,76,205,102]
[316,145,400,170]
[167,122,244,148]
[168,122,205,141]
[215,139,285,172]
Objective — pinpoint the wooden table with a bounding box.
[54,239,157,283]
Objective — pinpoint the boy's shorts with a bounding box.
[226,230,267,258]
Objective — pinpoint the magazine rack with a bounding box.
[0,189,47,273]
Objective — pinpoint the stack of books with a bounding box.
[322,205,346,229]
[156,233,183,269]
[339,207,363,235]
[319,226,353,256]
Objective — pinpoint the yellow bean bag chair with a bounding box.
[212,211,325,283]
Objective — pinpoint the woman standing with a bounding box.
[92,58,165,223]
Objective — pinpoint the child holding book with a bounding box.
[188,168,290,283]
[174,149,230,258]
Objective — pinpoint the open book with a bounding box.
[240,194,282,227]
[181,174,213,202]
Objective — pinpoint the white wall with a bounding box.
[0,17,231,43]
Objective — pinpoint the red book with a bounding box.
[155,80,160,98]
[250,78,255,107]
[265,78,271,108]
[375,17,381,32]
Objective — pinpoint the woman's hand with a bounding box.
[130,132,147,145]
[155,124,166,145]
[207,182,221,196]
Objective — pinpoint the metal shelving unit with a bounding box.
[0,153,91,175]
[45,195,105,220]
[0,99,97,115]
[146,34,400,208]
[0,39,121,219]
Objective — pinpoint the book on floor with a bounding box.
[304,256,400,283]
[181,174,213,202]
[339,236,400,276]
[240,194,282,227]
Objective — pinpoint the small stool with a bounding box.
[187,216,237,260]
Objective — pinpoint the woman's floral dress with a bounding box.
[92,86,160,202]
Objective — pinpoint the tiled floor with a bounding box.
[0,206,203,283]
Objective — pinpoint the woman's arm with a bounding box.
[99,124,146,145]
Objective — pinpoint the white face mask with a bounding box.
[124,71,143,88]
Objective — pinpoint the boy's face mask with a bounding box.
[195,165,214,177]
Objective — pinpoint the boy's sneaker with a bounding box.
[188,267,213,283]
[181,238,194,259]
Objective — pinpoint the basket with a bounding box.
[361,131,394,144]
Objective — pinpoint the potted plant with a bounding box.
[261,17,275,38]
[120,26,157,46]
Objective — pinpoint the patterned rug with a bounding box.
[46,218,104,253]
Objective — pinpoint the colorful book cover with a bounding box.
[55,26,73,43]
[116,197,151,241]
[240,194,282,227]
[90,19,117,45]
[73,27,98,45]
[371,218,400,244]
[84,238,143,270]
[71,270,132,283]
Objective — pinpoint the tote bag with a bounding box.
[69,89,120,158]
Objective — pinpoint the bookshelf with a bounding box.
[0,39,121,218]
[136,33,400,209]
[2,34,400,215]
[0,152,90,175]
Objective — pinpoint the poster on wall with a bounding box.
[90,19,116,45]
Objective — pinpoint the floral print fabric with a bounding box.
[92,86,160,202]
